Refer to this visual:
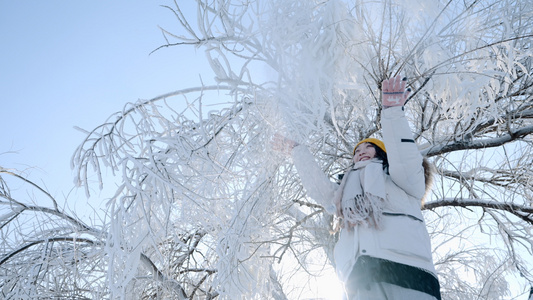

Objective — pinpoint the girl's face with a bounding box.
[353,142,376,163]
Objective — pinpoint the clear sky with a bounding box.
[0,1,212,213]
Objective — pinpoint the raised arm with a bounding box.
[381,76,426,199]
[291,145,338,213]
[272,134,338,213]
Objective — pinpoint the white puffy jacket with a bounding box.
[291,106,437,282]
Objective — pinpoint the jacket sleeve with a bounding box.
[291,145,338,214]
[381,106,426,199]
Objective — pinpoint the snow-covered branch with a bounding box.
[423,125,533,156]
[424,198,533,220]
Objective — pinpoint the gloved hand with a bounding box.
[382,75,411,108]
[272,133,298,155]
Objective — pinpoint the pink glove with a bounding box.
[382,75,411,107]
[272,133,298,155]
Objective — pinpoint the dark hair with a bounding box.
[370,143,389,171]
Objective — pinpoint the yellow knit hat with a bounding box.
[353,138,386,155]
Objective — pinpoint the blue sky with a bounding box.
[1,2,213,211]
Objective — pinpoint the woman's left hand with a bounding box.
[382,75,411,108]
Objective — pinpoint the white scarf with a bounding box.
[333,159,387,229]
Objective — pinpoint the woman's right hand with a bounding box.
[272,133,298,155]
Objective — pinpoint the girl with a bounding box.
[276,76,441,299]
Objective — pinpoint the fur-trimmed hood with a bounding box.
[422,157,434,205]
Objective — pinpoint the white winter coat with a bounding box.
[291,106,437,282]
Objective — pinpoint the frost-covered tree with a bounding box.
[2,0,533,299]
[0,169,107,299]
